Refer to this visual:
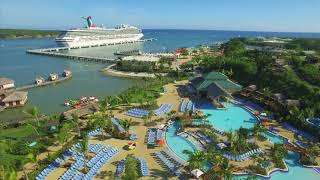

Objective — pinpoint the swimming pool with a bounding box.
[165,121,198,161]
[262,132,288,144]
[197,102,259,132]
[235,133,319,180]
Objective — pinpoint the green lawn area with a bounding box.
[0,126,35,139]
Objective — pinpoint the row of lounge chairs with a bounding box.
[295,140,309,149]
[115,160,125,176]
[87,146,115,168]
[125,108,150,118]
[87,128,102,138]
[156,129,163,140]
[129,133,137,140]
[37,144,80,180]
[111,118,126,133]
[224,148,264,162]
[147,128,157,145]
[82,147,119,180]
[282,122,317,142]
[212,126,225,135]
[137,157,150,176]
[162,148,188,167]
[154,104,173,116]
[314,167,320,174]
[88,143,104,153]
[235,98,264,112]
[36,153,71,180]
[60,161,84,180]
[155,152,182,177]
[268,127,279,135]
[179,99,196,112]
[195,131,214,144]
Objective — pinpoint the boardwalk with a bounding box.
[16,75,72,91]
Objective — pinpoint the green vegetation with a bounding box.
[285,38,320,52]
[115,57,173,73]
[0,107,76,179]
[0,29,58,39]
[184,37,320,136]
[123,155,139,180]
[270,144,287,169]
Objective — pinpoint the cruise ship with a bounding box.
[55,16,144,47]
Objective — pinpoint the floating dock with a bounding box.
[26,38,156,63]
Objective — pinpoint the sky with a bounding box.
[1,0,320,32]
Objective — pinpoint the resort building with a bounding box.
[63,70,72,77]
[0,77,15,90]
[49,73,59,81]
[122,55,160,62]
[189,71,242,101]
[1,91,28,107]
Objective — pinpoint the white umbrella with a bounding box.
[191,169,204,178]
[261,112,267,117]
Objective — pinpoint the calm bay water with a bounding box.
[1,29,320,122]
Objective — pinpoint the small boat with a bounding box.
[64,102,70,106]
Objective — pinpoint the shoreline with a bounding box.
[101,64,167,78]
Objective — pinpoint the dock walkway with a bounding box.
[16,75,72,91]
[26,38,156,63]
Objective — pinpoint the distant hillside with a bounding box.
[0,29,59,39]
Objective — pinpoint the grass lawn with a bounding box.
[0,126,35,139]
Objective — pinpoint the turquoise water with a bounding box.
[197,102,258,132]
[165,121,198,161]
[262,132,288,144]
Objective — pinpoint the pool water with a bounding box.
[197,102,258,132]
[262,132,288,144]
[165,121,198,161]
[235,133,319,180]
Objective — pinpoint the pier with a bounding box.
[26,38,156,63]
[16,75,72,91]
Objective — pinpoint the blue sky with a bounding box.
[1,0,319,32]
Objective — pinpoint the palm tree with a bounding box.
[24,107,40,127]
[252,124,266,142]
[251,154,258,165]
[216,161,234,180]
[121,119,132,131]
[184,150,207,169]
[27,153,39,170]
[99,97,108,112]
[71,113,81,137]
[226,132,239,153]
[77,138,89,173]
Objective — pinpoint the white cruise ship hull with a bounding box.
[56,34,144,47]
